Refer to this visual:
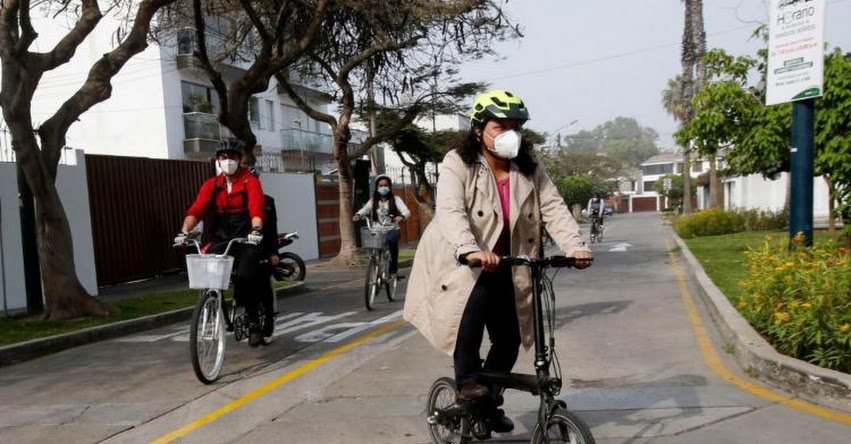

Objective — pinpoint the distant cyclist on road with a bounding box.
[353,174,411,279]
[174,147,271,347]
[587,193,606,228]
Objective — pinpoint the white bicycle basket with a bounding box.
[360,227,395,249]
[185,254,234,290]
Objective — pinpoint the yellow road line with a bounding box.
[666,239,851,424]
[150,319,407,444]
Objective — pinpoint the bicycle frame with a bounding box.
[427,255,594,443]
[475,257,574,416]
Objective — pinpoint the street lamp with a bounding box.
[550,119,578,146]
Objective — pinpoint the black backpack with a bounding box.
[261,194,278,255]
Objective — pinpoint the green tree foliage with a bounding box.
[540,149,621,207]
[561,117,660,168]
[678,45,851,220]
[815,49,851,219]
[555,175,595,209]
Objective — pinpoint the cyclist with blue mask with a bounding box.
[353,174,411,279]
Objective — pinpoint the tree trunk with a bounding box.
[709,154,721,208]
[331,136,362,266]
[682,149,693,213]
[36,184,116,319]
[13,133,115,320]
[825,176,835,233]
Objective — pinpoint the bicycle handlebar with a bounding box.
[461,255,590,269]
[174,236,249,257]
[364,218,400,231]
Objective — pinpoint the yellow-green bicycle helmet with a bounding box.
[470,90,530,126]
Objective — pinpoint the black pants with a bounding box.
[453,270,520,388]
[386,229,400,274]
[209,241,272,325]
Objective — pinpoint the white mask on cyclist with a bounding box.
[218,159,239,176]
[483,129,521,160]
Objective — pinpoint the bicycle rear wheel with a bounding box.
[381,249,396,301]
[531,407,595,444]
[364,254,380,310]
[426,377,466,444]
[190,290,226,384]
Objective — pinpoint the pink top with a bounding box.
[493,177,511,256]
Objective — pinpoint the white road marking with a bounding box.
[296,310,403,343]
[114,311,358,343]
[609,242,633,252]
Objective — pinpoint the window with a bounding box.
[249,97,260,128]
[692,162,703,173]
[266,100,275,131]
[643,180,656,192]
[641,163,673,175]
[181,82,217,114]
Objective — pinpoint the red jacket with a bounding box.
[187,168,266,240]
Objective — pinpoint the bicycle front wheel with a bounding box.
[364,254,380,310]
[531,407,595,444]
[190,290,226,384]
[426,377,465,444]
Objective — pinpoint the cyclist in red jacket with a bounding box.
[174,147,271,347]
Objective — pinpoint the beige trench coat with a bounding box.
[403,150,588,355]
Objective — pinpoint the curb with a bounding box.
[0,281,307,368]
[674,235,851,411]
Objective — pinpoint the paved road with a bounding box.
[1,213,849,443]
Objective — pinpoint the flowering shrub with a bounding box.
[736,233,851,372]
[674,208,787,238]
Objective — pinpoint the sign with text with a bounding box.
[766,0,825,105]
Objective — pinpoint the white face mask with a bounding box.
[484,129,521,160]
[218,159,239,176]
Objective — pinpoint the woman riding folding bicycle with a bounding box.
[403,90,593,434]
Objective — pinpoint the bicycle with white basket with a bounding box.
[176,235,276,384]
[360,218,399,310]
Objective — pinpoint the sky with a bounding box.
[458,0,851,151]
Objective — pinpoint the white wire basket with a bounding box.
[185,254,234,290]
[360,227,397,249]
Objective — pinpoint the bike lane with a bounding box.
[1,214,849,443]
[233,213,850,443]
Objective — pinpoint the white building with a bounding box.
[380,112,470,185]
[18,15,334,171]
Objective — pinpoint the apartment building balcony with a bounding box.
[280,128,333,155]
[175,28,250,76]
[183,112,222,155]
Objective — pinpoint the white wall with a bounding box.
[0,162,25,314]
[260,172,320,261]
[723,172,832,218]
[0,151,97,314]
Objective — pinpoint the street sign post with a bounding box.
[766,0,825,106]
[767,0,825,247]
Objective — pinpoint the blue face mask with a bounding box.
[377,186,391,196]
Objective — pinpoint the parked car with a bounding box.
[602,204,613,216]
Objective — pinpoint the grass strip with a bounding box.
[0,282,296,347]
